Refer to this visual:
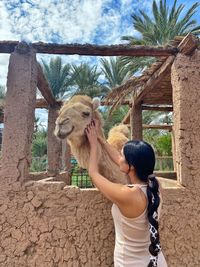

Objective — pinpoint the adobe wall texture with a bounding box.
[1,48,37,184]
[0,47,200,266]
[171,50,200,189]
[0,181,199,267]
[161,187,200,267]
[0,182,114,267]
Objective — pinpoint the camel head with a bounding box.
[54,95,103,144]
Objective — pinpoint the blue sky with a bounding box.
[0,0,200,125]
[0,0,200,84]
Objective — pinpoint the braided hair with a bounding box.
[147,175,161,267]
[123,140,161,267]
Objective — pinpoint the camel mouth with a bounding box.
[57,126,74,139]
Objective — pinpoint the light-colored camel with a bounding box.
[54,95,129,184]
[107,124,130,152]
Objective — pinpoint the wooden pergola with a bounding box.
[104,34,199,139]
[0,33,199,182]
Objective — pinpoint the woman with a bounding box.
[85,121,168,267]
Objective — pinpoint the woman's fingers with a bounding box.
[85,120,98,143]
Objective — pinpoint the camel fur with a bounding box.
[54,95,129,184]
[107,124,130,152]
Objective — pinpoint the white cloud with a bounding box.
[1,0,197,127]
[1,0,112,43]
[0,1,198,105]
[35,109,48,129]
[0,54,9,86]
[0,2,20,40]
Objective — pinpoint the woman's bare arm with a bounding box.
[85,124,132,205]
[98,136,121,166]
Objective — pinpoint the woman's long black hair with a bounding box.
[123,140,161,267]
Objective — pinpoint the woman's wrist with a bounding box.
[98,136,107,145]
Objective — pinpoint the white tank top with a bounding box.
[111,184,168,267]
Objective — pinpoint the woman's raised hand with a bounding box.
[85,120,98,148]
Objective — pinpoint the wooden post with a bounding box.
[1,44,37,183]
[130,102,143,140]
[47,106,62,176]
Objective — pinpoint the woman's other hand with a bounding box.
[85,121,98,148]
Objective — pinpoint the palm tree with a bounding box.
[102,105,129,137]
[100,57,131,89]
[71,63,109,98]
[41,57,73,99]
[121,0,200,73]
[100,57,132,133]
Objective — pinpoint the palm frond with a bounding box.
[41,57,72,99]
[120,0,200,77]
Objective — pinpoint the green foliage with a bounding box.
[71,63,109,98]
[120,56,156,76]
[143,130,172,156]
[31,125,47,172]
[143,130,173,170]
[125,0,200,45]
[41,57,73,99]
[100,57,131,88]
[0,86,6,99]
[155,156,173,171]
[30,155,47,172]
[143,128,160,147]
[121,0,200,73]
[155,133,172,156]
[142,110,172,157]
[101,105,129,137]
[70,158,92,188]
[31,129,47,157]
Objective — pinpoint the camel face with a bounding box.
[55,102,93,140]
[54,95,127,184]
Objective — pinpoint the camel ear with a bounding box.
[92,97,100,110]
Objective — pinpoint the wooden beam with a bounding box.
[1,97,173,112]
[101,99,131,106]
[142,105,173,111]
[37,63,59,107]
[177,33,198,55]
[0,41,178,57]
[35,98,49,109]
[0,98,130,111]
[36,98,63,109]
[104,102,172,109]
[142,124,172,130]
[127,124,172,130]
[121,105,173,125]
[0,98,50,110]
[134,56,175,105]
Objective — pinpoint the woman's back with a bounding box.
[111,185,168,267]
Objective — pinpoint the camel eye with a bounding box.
[82,111,90,117]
